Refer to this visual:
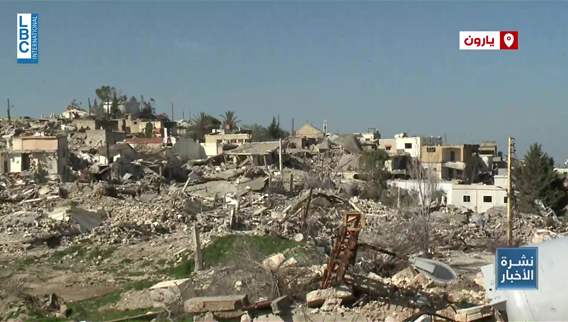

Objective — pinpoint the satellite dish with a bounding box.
[408,256,457,284]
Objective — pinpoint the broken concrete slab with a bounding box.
[194,312,219,322]
[280,257,298,268]
[391,267,417,288]
[149,278,191,311]
[306,285,354,308]
[214,310,245,320]
[185,181,238,198]
[454,302,499,322]
[262,253,286,272]
[47,206,105,233]
[239,176,267,192]
[531,229,558,244]
[184,294,248,313]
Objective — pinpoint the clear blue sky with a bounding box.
[1,1,567,163]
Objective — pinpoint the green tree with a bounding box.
[359,150,390,200]
[514,143,567,214]
[221,110,240,132]
[243,124,270,142]
[95,85,116,103]
[267,116,288,139]
[144,122,154,138]
[110,93,120,118]
[138,97,156,119]
[190,113,221,141]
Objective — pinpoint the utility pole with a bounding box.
[171,102,174,121]
[7,98,11,122]
[291,118,295,136]
[507,136,515,246]
[279,138,283,174]
[193,223,203,271]
[106,124,111,182]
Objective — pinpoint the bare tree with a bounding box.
[407,159,440,255]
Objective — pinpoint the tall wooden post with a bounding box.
[279,138,283,174]
[289,173,294,192]
[193,223,203,271]
[507,137,514,246]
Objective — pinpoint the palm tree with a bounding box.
[221,110,240,132]
[191,112,221,141]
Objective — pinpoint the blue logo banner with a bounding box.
[496,247,538,290]
[17,13,39,64]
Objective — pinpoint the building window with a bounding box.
[426,147,436,153]
[385,146,391,151]
[450,151,456,161]
[483,196,492,203]
[504,196,508,203]
[463,195,471,202]
[405,143,412,149]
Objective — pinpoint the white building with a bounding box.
[390,176,509,213]
[447,183,508,213]
[62,106,89,119]
[380,133,443,159]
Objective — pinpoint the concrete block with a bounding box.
[262,253,286,272]
[184,294,248,313]
[149,278,191,309]
[306,285,354,307]
[454,303,495,321]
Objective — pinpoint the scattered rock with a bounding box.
[306,285,354,307]
[262,253,286,272]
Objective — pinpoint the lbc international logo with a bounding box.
[17,13,39,64]
[459,31,518,50]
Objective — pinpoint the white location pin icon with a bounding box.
[504,33,515,48]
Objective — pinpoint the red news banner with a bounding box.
[459,31,518,50]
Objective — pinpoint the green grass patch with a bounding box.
[87,246,117,261]
[67,289,122,318]
[165,234,300,279]
[284,245,325,266]
[167,256,195,279]
[49,244,87,262]
[65,290,156,321]
[49,244,117,263]
[14,256,37,270]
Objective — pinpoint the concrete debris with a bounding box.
[149,278,191,312]
[454,302,498,322]
[47,206,105,232]
[194,312,219,322]
[184,294,249,313]
[262,253,286,272]
[531,228,559,244]
[2,115,567,321]
[306,285,354,308]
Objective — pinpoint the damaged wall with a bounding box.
[173,137,208,161]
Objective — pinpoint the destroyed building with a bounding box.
[204,129,252,146]
[292,122,324,148]
[3,135,68,176]
[1,112,564,322]
[420,144,482,183]
[225,141,282,166]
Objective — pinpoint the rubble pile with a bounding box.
[2,116,567,321]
